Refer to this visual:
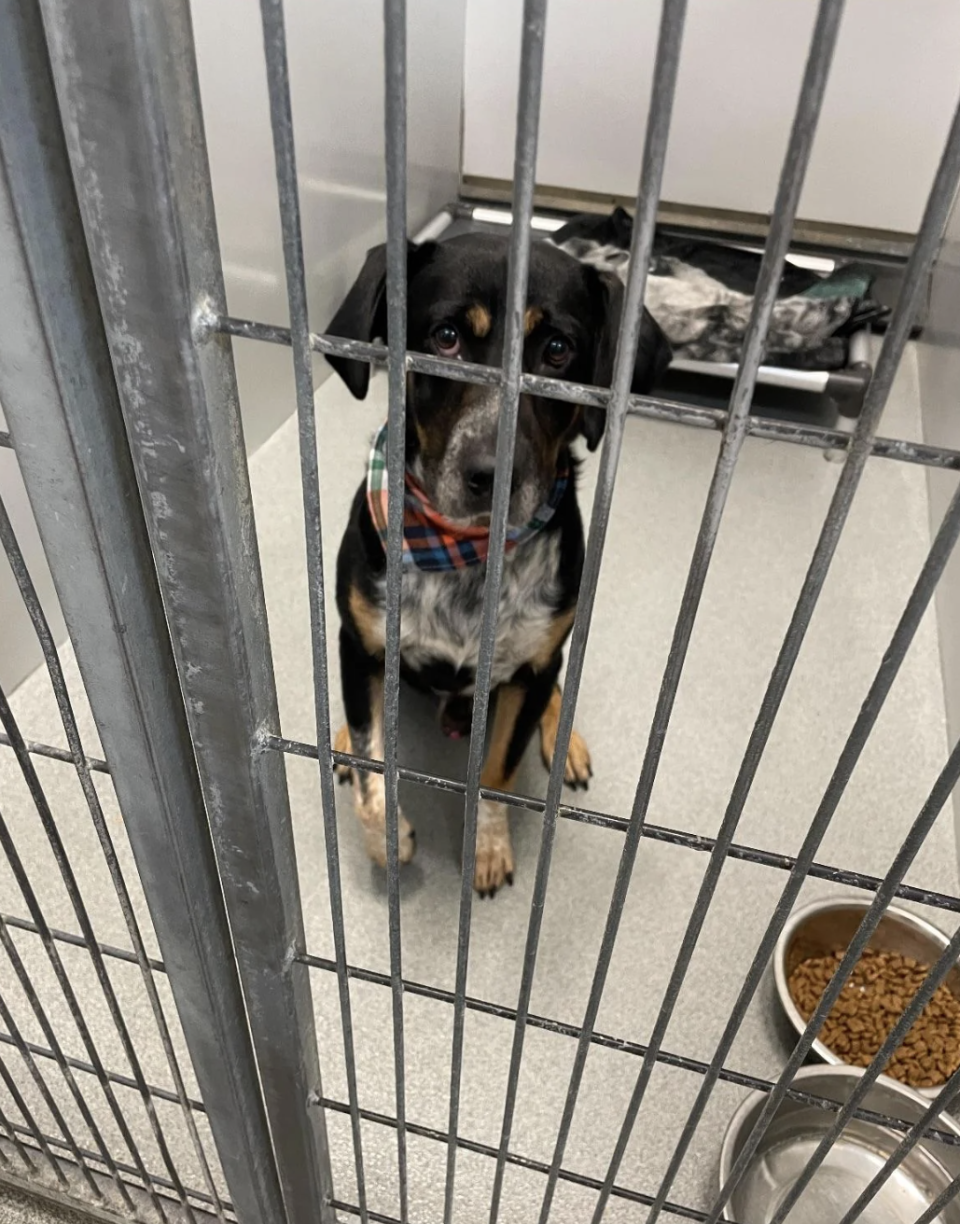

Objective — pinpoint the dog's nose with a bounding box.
[465,465,496,499]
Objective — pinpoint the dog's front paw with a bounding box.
[333,724,353,784]
[561,729,592,790]
[360,802,416,868]
[474,800,514,897]
[541,723,592,790]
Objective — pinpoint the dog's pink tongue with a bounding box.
[440,695,473,740]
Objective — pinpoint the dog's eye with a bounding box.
[432,324,460,356]
[544,335,571,367]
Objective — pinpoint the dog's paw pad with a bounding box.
[563,729,592,790]
[473,839,514,898]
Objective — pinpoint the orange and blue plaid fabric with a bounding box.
[366,423,568,573]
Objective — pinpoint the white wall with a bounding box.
[918,191,960,753]
[1,1,466,692]
[463,0,960,234]
[192,0,466,452]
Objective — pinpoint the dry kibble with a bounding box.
[787,947,960,1091]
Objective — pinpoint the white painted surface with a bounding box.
[191,0,466,453]
[2,1,466,692]
[463,0,960,233]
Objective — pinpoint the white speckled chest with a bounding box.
[375,532,562,690]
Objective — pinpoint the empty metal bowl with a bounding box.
[773,898,960,1099]
[718,1065,960,1223]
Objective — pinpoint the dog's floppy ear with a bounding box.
[582,270,672,451]
[325,241,437,399]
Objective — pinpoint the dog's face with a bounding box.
[326,232,670,525]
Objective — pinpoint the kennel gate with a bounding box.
[3,0,960,1222]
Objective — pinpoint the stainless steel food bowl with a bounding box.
[718,1065,960,1223]
[774,898,960,1099]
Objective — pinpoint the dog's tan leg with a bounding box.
[348,673,415,868]
[333,723,352,783]
[538,684,592,789]
[474,685,524,896]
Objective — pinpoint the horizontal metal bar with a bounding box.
[3,1,288,1213]
[1,912,165,973]
[264,734,960,914]
[331,1202,404,1224]
[215,314,960,473]
[1,915,166,969]
[0,731,110,774]
[5,1123,234,1217]
[10,897,958,1142]
[296,951,960,1146]
[318,1097,715,1223]
[258,0,358,1216]
[0,1031,205,1113]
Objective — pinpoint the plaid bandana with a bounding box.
[366,423,568,572]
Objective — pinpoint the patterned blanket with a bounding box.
[551,207,888,369]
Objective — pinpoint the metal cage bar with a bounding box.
[0,1052,63,1187]
[0,913,138,1215]
[216,312,960,476]
[0,977,105,1201]
[0,492,223,1224]
[0,683,183,1224]
[37,1,337,1221]
[1,0,959,1216]
[536,7,846,1221]
[0,2,292,1221]
[443,5,548,1221]
[834,1065,960,1224]
[646,478,960,1220]
[382,0,411,1216]
[256,0,366,1218]
[489,2,688,1220]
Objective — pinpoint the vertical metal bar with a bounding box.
[0,686,179,1222]
[0,987,102,1200]
[707,736,960,1224]
[40,1,335,1220]
[0,5,297,1221]
[648,476,960,1222]
[768,924,960,1224]
[539,7,845,1221]
[382,0,410,1218]
[0,1097,33,1178]
[0,492,226,1220]
[912,1175,960,1224]
[661,90,960,1224]
[0,1054,52,1181]
[487,4,688,1221]
[0,915,136,1213]
[835,1066,960,1224]
[443,4,547,1221]
[256,2,366,1220]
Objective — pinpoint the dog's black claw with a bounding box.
[409,828,416,842]
[505,872,514,886]
[588,764,594,778]
[336,773,349,787]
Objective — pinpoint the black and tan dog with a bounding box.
[326,231,669,896]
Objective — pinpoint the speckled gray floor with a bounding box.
[1,339,957,1224]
